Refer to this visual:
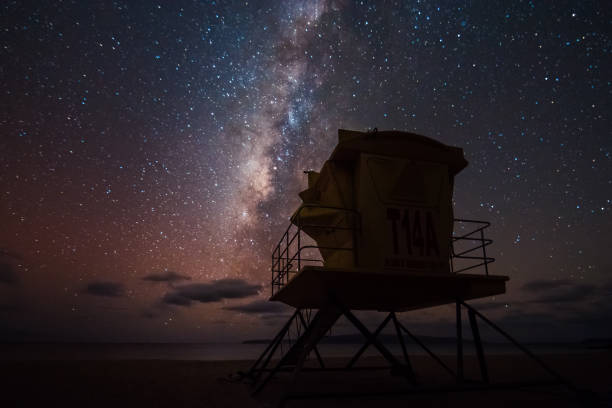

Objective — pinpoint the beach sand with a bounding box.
[1,352,610,407]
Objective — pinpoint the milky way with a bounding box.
[1,1,610,342]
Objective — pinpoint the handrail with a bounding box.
[451,219,495,275]
[271,205,360,296]
[271,211,495,295]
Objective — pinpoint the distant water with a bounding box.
[0,342,594,361]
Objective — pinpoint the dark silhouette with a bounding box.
[236,130,594,407]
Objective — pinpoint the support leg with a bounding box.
[391,312,415,379]
[468,308,489,383]
[396,320,456,379]
[392,312,414,373]
[392,313,409,364]
[312,346,325,369]
[461,301,577,392]
[456,300,464,384]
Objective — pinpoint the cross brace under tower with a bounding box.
[235,300,593,407]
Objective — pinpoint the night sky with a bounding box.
[1,1,610,343]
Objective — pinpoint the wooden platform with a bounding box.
[270,266,508,311]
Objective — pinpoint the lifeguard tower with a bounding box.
[240,129,581,405]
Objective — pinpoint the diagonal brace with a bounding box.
[340,308,401,369]
[395,318,456,379]
[346,312,394,368]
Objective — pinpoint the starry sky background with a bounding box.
[1,0,610,343]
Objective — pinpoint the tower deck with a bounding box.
[270,265,508,311]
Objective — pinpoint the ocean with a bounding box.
[0,342,594,361]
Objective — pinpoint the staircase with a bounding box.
[282,305,341,366]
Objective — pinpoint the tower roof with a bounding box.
[330,129,468,175]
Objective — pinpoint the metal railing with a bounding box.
[271,204,360,296]
[450,218,495,275]
[271,211,495,295]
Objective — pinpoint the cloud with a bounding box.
[0,303,21,313]
[601,280,612,293]
[162,278,261,307]
[140,310,160,319]
[495,304,612,342]
[0,263,18,285]
[521,278,597,304]
[259,313,295,325]
[163,292,193,306]
[223,299,289,314]
[565,300,612,328]
[521,279,573,292]
[0,248,23,261]
[469,301,509,311]
[497,311,564,331]
[529,284,596,303]
[143,270,191,283]
[0,326,39,342]
[84,281,125,297]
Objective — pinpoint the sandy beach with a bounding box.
[1,351,610,407]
